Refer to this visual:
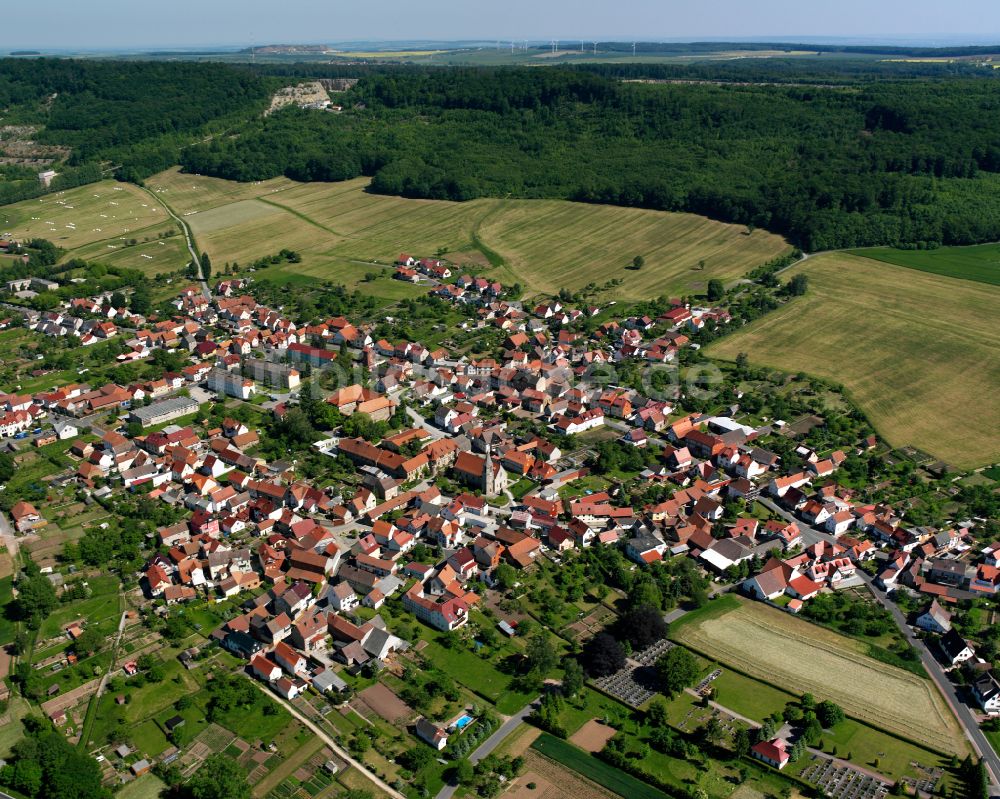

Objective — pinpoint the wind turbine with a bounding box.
[632,42,636,57]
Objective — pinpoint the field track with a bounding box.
[144,168,791,300]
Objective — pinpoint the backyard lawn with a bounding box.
[38,574,121,639]
[710,669,794,721]
[419,637,535,713]
[116,773,167,799]
[130,719,171,759]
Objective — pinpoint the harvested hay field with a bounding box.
[569,719,618,753]
[496,725,542,758]
[476,200,790,297]
[146,168,297,213]
[70,223,189,276]
[0,180,172,250]
[0,179,192,276]
[708,253,1000,470]
[850,243,1000,287]
[672,598,966,755]
[144,169,791,301]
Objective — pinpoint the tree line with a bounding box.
[180,65,1000,250]
[8,58,1000,249]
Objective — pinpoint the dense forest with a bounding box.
[6,58,1000,249]
[182,66,1000,249]
[0,59,271,195]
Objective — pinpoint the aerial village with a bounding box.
[0,244,997,798]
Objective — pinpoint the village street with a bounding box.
[758,497,1000,791]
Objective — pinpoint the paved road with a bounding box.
[406,406,447,440]
[248,680,406,799]
[758,496,1000,789]
[603,418,668,449]
[434,698,538,799]
[867,578,1000,789]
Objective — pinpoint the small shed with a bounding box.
[165,715,185,732]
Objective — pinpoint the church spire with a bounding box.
[484,442,496,497]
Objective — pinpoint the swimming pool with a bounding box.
[454,715,473,730]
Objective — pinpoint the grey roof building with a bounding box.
[129,396,199,428]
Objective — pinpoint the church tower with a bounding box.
[483,443,496,497]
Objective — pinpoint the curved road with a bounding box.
[759,496,1000,790]
[139,185,211,302]
[434,698,538,799]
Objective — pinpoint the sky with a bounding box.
[9,0,1000,50]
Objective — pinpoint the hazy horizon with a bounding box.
[7,0,1000,51]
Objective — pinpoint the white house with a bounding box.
[916,600,952,634]
[939,629,975,667]
[326,581,359,612]
[415,717,449,750]
[973,671,1000,715]
[250,653,282,682]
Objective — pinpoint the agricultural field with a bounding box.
[147,171,299,213]
[851,243,1000,286]
[0,181,176,254]
[532,733,669,799]
[708,253,1000,469]
[69,223,189,276]
[476,200,790,297]
[675,659,956,786]
[671,597,967,755]
[506,750,619,799]
[146,168,792,301]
